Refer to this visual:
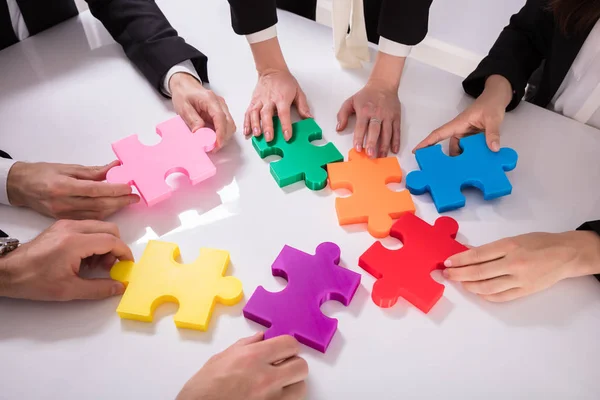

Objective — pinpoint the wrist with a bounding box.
[6,162,27,207]
[169,72,203,94]
[251,37,289,75]
[561,231,600,278]
[483,75,513,109]
[367,52,406,91]
[0,256,14,298]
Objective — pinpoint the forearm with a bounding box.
[0,157,17,206]
[250,37,289,74]
[481,75,514,109]
[0,257,12,298]
[368,52,406,91]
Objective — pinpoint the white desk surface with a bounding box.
[1,2,600,399]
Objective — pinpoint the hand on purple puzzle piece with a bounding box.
[243,242,361,353]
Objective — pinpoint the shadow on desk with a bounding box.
[452,275,600,328]
[0,295,118,341]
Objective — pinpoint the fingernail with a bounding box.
[355,143,362,152]
[112,283,125,296]
[130,196,140,204]
[284,130,290,140]
[491,141,500,152]
[253,127,260,135]
[442,269,450,278]
[393,145,399,153]
[336,122,341,131]
[444,259,452,267]
[367,148,374,157]
[244,126,250,135]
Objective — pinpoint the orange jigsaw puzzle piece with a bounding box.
[328,149,416,238]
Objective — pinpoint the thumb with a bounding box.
[336,99,354,132]
[413,118,469,153]
[70,163,116,181]
[484,119,501,152]
[70,278,125,300]
[294,89,312,119]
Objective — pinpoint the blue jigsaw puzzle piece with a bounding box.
[406,133,518,212]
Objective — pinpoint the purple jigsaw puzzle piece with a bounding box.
[243,242,361,353]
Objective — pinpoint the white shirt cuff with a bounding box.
[0,158,17,206]
[246,25,277,44]
[161,59,202,97]
[378,36,412,58]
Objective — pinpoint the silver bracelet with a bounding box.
[0,238,19,256]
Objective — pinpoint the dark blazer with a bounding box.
[463,0,600,280]
[462,0,596,112]
[0,0,209,93]
[227,0,433,46]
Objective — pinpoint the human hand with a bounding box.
[177,333,308,400]
[0,220,132,301]
[7,161,139,220]
[414,74,513,155]
[443,231,600,302]
[336,79,401,158]
[170,72,237,150]
[244,69,311,143]
[243,37,311,143]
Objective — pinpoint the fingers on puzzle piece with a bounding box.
[106,116,217,206]
[358,213,467,313]
[406,133,518,213]
[243,242,361,353]
[110,240,243,331]
[328,149,416,238]
[252,117,343,190]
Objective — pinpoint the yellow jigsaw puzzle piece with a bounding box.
[110,240,243,330]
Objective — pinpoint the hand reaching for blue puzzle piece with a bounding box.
[406,133,518,212]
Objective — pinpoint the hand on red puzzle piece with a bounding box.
[443,231,600,302]
[7,161,139,220]
[170,72,236,151]
[0,220,130,301]
[414,74,512,156]
[177,333,308,400]
[359,213,467,313]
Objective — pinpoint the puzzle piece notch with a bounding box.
[328,149,416,238]
[252,117,343,190]
[359,213,467,313]
[243,242,361,353]
[107,116,217,206]
[111,240,243,330]
[406,133,518,212]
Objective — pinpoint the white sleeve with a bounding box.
[378,36,412,58]
[0,158,17,206]
[161,59,203,97]
[246,25,277,44]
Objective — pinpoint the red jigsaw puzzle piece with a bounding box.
[359,212,468,313]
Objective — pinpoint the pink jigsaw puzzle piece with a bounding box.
[107,116,217,206]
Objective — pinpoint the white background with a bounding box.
[1,1,600,399]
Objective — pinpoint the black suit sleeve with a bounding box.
[577,220,600,282]
[462,0,548,111]
[227,0,278,35]
[378,0,433,45]
[85,0,208,94]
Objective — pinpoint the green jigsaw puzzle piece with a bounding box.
[252,117,344,190]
